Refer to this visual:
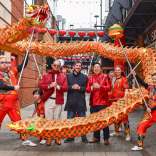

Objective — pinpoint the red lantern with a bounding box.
[86,57,90,60]
[68,31,76,37]
[91,56,94,59]
[59,56,62,59]
[49,29,57,35]
[78,31,86,37]
[40,28,47,33]
[68,57,71,60]
[87,31,95,37]
[59,30,66,36]
[77,57,80,60]
[63,57,66,60]
[81,57,85,60]
[97,31,105,37]
[72,57,76,60]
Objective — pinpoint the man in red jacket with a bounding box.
[39,60,68,146]
[86,62,111,145]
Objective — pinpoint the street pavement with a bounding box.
[0,93,156,156]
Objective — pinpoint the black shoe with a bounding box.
[64,138,74,143]
[82,138,88,143]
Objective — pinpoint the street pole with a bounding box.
[90,13,92,29]
[96,18,97,42]
[69,24,74,42]
[101,0,102,26]
[109,0,111,11]
[94,15,99,42]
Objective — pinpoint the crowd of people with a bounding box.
[0,55,156,151]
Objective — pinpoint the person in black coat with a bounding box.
[64,61,88,143]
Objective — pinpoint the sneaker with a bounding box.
[22,140,37,147]
[131,145,143,151]
[125,135,131,141]
[119,127,122,132]
[64,138,74,143]
[40,139,47,145]
[110,132,119,137]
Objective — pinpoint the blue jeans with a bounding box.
[90,105,110,140]
[67,111,87,139]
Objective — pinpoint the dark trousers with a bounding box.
[67,111,87,139]
[90,105,110,140]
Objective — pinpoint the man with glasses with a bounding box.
[64,61,88,143]
[39,60,68,146]
[0,55,37,146]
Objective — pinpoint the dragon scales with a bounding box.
[0,15,155,139]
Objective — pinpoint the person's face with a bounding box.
[109,72,115,80]
[115,67,122,77]
[52,61,61,71]
[33,92,41,101]
[73,63,82,73]
[93,64,101,75]
[152,75,156,85]
[0,58,9,71]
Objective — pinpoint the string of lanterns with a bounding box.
[63,65,88,70]
[40,29,105,37]
[58,56,94,60]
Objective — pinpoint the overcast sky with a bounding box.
[57,0,108,29]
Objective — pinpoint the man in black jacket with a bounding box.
[64,61,88,143]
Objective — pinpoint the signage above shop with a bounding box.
[144,29,156,47]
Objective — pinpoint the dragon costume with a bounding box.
[0,5,154,140]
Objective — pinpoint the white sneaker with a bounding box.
[119,127,122,132]
[125,135,131,141]
[110,132,119,137]
[131,145,143,151]
[40,139,47,145]
[22,140,37,147]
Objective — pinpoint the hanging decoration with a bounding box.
[68,31,76,37]
[63,57,67,60]
[49,29,57,35]
[81,57,85,60]
[97,31,105,37]
[88,31,95,37]
[59,30,66,36]
[67,57,71,60]
[72,57,76,60]
[40,28,47,33]
[77,57,80,60]
[78,31,86,37]
[86,56,90,60]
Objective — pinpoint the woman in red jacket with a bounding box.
[109,65,130,141]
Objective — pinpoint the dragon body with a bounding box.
[0,5,155,139]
